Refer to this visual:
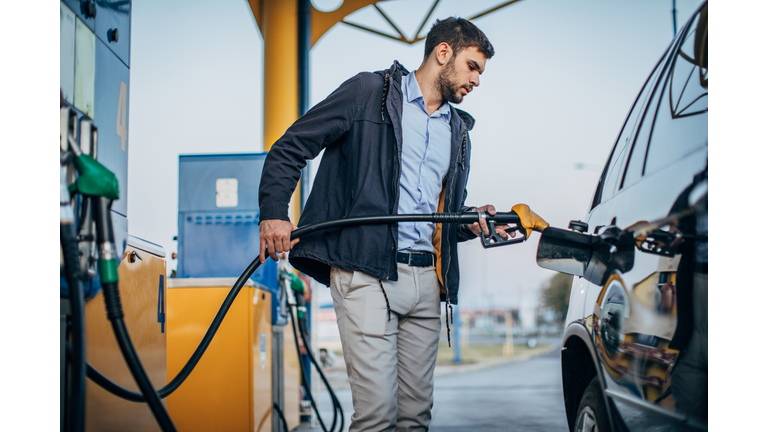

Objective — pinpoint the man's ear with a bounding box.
[435,42,453,66]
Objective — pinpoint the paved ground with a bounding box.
[295,346,569,432]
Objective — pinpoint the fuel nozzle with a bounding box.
[61,106,121,288]
[286,273,308,320]
[477,205,549,248]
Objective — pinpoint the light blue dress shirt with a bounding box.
[397,71,452,253]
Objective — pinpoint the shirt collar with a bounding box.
[404,71,451,120]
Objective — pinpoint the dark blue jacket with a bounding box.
[259,61,477,304]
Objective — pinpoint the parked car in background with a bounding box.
[536,2,707,431]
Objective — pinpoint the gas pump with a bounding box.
[61,104,175,432]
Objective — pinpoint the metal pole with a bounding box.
[297,2,314,425]
[262,0,299,152]
[453,303,462,363]
[672,0,678,36]
[298,0,312,210]
[503,310,514,357]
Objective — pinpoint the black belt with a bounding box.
[396,251,436,267]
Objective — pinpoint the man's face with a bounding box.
[436,46,487,104]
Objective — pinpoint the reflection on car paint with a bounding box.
[593,270,680,408]
[590,171,707,424]
[667,15,707,120]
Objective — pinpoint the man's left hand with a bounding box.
[467,204,515,239]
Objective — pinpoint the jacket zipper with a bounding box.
[385,71,400,278]
[444,131,467,304]
[444,131,466,347]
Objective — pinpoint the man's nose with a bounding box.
[471,74,480,87]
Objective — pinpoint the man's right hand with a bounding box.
[259,219,299,264]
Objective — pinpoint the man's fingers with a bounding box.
[272,237,286,262]
[265,238,277,262]
[479,219,490,236]
[265,235,299,262]
[268,238,280,261]
[473,220,491,237]
[260,220,300,262]
[470,222,481,237]
[279,236,291,257]
[260,238,267,264]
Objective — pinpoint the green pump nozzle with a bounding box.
[283,272,307,319]
[69,153,119,200]
[61,111,120,285]
[289,273,306,294]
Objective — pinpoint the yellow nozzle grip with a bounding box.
[511,204,549,239]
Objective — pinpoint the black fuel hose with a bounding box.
[290,301,345,432]
[73,252,265,402]
[68,301,348,432]
[80,211,520,404]
[94,197,177,432]
[289,306,330,432]
[61,221,86,432]
[273,402,290,432]
[290,211,518,239]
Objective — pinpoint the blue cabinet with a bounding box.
[176,154,282,322]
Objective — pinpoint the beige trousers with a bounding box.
[330,262,442,432]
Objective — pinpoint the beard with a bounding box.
[435,57,469,104]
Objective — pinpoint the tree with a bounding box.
[540,273,574,322]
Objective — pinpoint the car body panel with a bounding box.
[564,277,588,327]
[556,2,708,430]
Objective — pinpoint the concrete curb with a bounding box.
[433,344,560,378]
[322,344,561,390]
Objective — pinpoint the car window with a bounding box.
[621,67,665,189]
[600,139,630,204]
[643,8,708,177]
[590,51,667,209]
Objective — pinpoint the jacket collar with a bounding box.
[388,61,475,131]
[388,60,410,85]
[452,107,475,131]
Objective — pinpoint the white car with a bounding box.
[536,2,707,431]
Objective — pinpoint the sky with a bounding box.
[127,0,703,310]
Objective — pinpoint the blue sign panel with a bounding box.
[176,153,281,321]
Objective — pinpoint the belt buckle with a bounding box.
[408,253,413,266]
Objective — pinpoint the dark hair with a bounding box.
[423,17,495,60]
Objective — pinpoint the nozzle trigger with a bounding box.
[480,219,527,248]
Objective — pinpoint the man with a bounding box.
[259,17,511,431]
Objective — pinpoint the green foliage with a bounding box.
[540,273,574,321]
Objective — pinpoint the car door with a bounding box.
[570,42,669,328]
[583,4,708,430]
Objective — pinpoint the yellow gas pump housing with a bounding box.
[83,238,168,432]
[166,278,297,431]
